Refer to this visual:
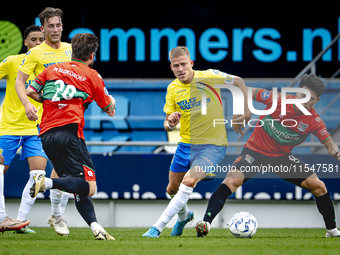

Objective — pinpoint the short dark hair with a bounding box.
[39,7,63,26]
[24,25,41,39]
[71,33,99,61]
[299,73,325,98]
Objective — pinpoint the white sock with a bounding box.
[177,204,189,222]
[61,192,69,215]
[153,183,193,232]
[45,178,53,190]
[90,222,104,233]
[0,165,6,222]
[17,170,45,220]
[50,189,63,217]
[169,192,189,222]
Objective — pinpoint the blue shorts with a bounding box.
[170,143,227,178]
[0,135,48,165]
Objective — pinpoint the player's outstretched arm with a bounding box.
[164,112,181,132]
[323,139,340,160]
[15,70,38,121]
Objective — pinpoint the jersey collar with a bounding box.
[293,104,313,116]
[71,58,86,65]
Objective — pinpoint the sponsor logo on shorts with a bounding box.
[234,156,242,164]
[202,156,213,166]
[245,154,255,164]
[83,165,96,181]
[288,155,300,163]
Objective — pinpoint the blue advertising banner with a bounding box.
[2,4,340,78]
[4,154,340,201]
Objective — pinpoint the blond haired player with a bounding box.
[15,7,71,236]
[143,46,251,237]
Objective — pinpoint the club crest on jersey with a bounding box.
[297,121,308,132]
[261,90,270,100]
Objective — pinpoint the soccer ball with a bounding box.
[228,211,257,238]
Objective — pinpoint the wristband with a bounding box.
[167,122,176,130]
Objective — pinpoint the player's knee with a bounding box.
[88,189,96,197]
[223,177,242,192]
[87,181,97,197]
[312,180,327,196]
[166,185,178,196]
[181,177,196,188]
[305,179,327,196]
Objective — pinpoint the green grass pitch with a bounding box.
[0,227,339,255]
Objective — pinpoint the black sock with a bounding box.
[203,183,233,224]
[315,192,336,229]
[74,194,97,226]
[52,177,90,196]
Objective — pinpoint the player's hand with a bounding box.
[24,102,38,121]
[232,114,244,135]
[168,112,181,127]
[232,110,251,136]
[324,140,340,161]
[332,150,340,160]
[107,109,116,117]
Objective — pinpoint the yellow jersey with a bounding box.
[163,69,234,146]
[0,54,42,136]
[19,42,72,78]
[0,42,71,136]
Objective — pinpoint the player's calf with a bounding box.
[300,174,327,197]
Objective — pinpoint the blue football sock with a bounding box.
[203,183,232,224]
[315,192,336,229]
[74,194,97,226]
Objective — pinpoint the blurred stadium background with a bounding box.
[1,3,340,229]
